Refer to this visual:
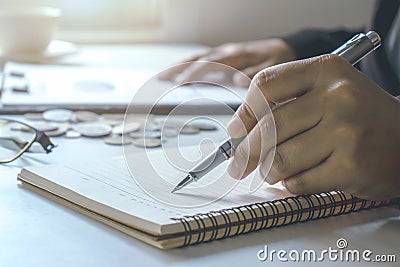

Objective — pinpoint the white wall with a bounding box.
[160,0,375,45]
[0,0,376,45]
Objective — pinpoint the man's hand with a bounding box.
[158,39,296,87]
[226,54,400,200]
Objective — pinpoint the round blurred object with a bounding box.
[32,122,58,132]
[112,122,140,135]
[187,121,217,131]
[74,111,99,122]
[104,135,133,146]
[73,122,112,137]
[45,126,68,137]
[43,109,73,122]
[161,128,178,138]
[24,113,43,120]
[129,130,161,139]
[132,138,162,148]
[65,130,81,138]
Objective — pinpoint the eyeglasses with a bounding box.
[0,118,56,163]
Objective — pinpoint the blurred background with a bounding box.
[0,0,374,45]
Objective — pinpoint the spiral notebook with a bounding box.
[17,148,398,249]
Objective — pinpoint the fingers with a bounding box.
[174,60,227,84]
[228,113,275,179]
[273,90,323,144]
[174,53,250,84]
[244,54,350,115]
[226,54,366,195]
[265,125,334,184]
[227,74,323,145]
[248,57,321,105]
[157,52,208,81]
[227,56,341,180]
[227,102,259,139]
[229,110,333,182]
[233,60,275,87]
[282,155,340,194]
[227,56,325,145]
[227,55,344,156]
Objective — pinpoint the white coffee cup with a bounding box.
[0,6,61,55]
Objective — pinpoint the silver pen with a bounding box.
[171,31,381,193]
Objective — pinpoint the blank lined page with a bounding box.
[21,147,293,227]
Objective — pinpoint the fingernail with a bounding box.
[227,160,241,179]
[226,116,246,138]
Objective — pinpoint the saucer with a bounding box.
[0,40,78,63]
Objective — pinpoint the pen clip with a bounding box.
[331,33,366,55]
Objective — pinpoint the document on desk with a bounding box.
[1,62,247,113]
[17,147,398,249]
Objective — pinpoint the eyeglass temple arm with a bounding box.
[35,131,57,153]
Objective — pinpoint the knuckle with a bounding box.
[273,146,290,175]
[332,80,360,104]
[346,121,363,138]
[272,110,286,137]
[237,104,255,131]
[327,57,363,89]
[250,70,276,103]
[335,121,363,145]
[258,115,276,141]
[251,70,267,91]
[320,54,351,69]
[315,54,355,87]
[322,79,362,116]
[345,147,364,171]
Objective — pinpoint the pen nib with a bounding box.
[171,174,195,193]
[171,187,179,194]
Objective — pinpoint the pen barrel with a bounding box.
[189,147,227,181]
[188,137,243,182]
[332,31,381,65]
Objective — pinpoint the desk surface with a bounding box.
[0,45,399,267]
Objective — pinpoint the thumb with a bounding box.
[233,61,274,87]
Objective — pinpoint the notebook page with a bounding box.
[21,147,293,228]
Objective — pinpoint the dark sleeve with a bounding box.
[281,28,362,59]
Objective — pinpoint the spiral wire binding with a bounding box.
[171,191,399,247]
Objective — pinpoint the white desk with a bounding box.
[43,43,207,69]
[0,45,399,267]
